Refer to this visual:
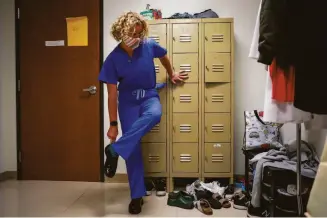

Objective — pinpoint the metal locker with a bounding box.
[205,83,231,112]
[172,24,199,53]
[142,114,167,143]
[204,23,231,53]
[204,113,231,142]
[172,113,198,143]
[142,143,167,173]
[173,53,199,83]
[204,143,231,173]
[172,83,199,113]
[172,143,199,173]
[205,53,231,83]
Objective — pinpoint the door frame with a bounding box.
[14,0,105,182]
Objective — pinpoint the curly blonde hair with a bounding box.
[111,12,148,41]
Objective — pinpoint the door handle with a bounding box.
[83,85,97,95]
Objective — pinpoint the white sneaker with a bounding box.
[201,181,226,195]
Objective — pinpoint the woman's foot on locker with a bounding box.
[104,143,118,178]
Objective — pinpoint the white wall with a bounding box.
[0,0,17,173]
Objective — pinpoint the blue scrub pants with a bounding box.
[112,88,162,199]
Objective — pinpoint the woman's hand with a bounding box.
[170,71,189,84]
[107,126,118,142]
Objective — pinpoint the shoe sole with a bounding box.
[168,204,194,210]
[104,145,118,178]
[146,191,152,196]
[233,204,248,210]
[156,191,166,196]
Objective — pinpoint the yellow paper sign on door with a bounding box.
[66,16,88,46]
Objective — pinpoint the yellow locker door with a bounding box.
[172,113,198,143]
[204,113,231,142]
[142,143,167,173]
[204,23,231,53]
[204,143,231,173]
[173,53,199,83]
[205,53,231,83]
[172,83,199,113]
[205,83,231,112]
[149,24,167,83]
[172,23,199,53]
[172,143,199,173]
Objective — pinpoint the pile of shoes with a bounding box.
[231,191,251,210]
[145,178,166,197]
[167,180,235,215]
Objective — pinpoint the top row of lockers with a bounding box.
[147,19,233,53]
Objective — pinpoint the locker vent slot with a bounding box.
[212,124,224,132]
[149,35,160,43]
[212,94,224,102]
[180,64,191,72]
[179,124,192,133]
[212,64,224,72]
[179,34,192,42]
[150,124,160,133]
[212,34,224,42]
[155,65,160,73]
[179,94,192,103]
[212,154,224,162]
[148,154,160,163]
[180,154,191,162]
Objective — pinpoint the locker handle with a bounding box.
[206,66,209,71]
[205,156,208,162]
[205,36,208,41]
[173,126,175,132]
[205,96,208,101]
[173,37,176,41]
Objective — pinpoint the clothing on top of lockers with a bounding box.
[258,0,327,114]
[98,38,167,199]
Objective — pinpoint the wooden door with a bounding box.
[17,0,102,181]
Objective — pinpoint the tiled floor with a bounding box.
[0,180,247,217]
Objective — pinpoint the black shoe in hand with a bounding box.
[104,144,118,178]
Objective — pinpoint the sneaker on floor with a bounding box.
[167,191,194,209]
[233,192,250,210]
[145,179,154,196]
[201,181,227,196]
[224,184,235,197]
[155,179,166,196]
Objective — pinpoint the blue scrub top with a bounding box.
[99,39,167,92]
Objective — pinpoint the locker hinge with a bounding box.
[17,80,21,92]
[18,151,22,163]
[17,8,20,19]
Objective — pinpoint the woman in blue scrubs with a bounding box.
[98,12,187,214]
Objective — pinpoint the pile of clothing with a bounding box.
[247,139,319,216]
[166,180,249,215]
[166,9,218,19]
